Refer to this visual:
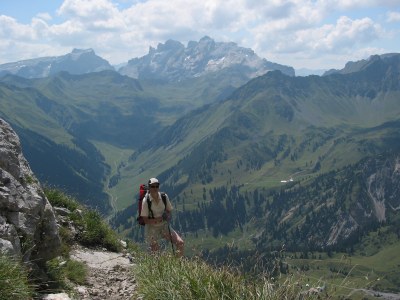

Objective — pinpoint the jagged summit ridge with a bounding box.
[119,36,294,81]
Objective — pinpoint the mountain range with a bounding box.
[0,37,399,262]
[0,36,294,81]
[119,36,294,81]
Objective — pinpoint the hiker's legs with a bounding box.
[145,225,163,254]
[164,228,184,257]
[149,239,160,253]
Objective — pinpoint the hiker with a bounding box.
[140,177,184,256]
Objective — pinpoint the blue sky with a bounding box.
[1,0,399,70]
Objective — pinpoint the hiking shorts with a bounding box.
[144,222,170,244]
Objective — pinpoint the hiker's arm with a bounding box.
[163,196,173,221]
[162,210,171,221]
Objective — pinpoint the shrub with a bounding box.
[58,226,73,257]
[64,260,87,285]
[46,257,87,290]
[46,257,65,289]
[78,210,122,252]
[0,253,34,299]
[44,187,122,252]
[44,187,79,211]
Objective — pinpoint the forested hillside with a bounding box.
[112,151,400,250]
[111,54,400,261]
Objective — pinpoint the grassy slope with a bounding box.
[90,140,134,211]
[114,117,397,212]
[17,70,248,211]
[287,239,400,298]
[0,83,75,146]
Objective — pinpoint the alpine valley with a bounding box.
[1,37,400,293]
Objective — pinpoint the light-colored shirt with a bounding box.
[140,192,173,219]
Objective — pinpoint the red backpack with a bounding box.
[137,184,167,226]
[137,184,148,226]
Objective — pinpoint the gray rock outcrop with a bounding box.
[326,154,400,246]
[0,118,61,266]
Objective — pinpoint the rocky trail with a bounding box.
[42,246,138,300]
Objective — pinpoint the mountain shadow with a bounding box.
[15,125,111,213]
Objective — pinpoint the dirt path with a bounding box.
[42,246,138,300]
[71,246,137,299]
[353,289,400,300]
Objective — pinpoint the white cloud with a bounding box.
[0,15,38,40]
[321,16,382,50]
[0,0,398,69]
[252,14,384,69]
[36,13,53,21]
[326,0,400,10]
[121,0,245,41]
[57,0,119,20]
[250,7,381,52]
[387,11,400,22]
[57,0,125,31]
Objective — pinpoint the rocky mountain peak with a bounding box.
[69,48,96,60]
[198,35,216,48]
[185,36,215,50]
[0,49,114,79]
[119,36,294,81]
[71,48,94,54]
[159,39,185,51]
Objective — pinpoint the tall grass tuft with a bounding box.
[0,253,34,299]
[44,187,122,253]
[133,253,317,300]
[46,257,87,288]
[78,210,122,252]
[44,187,79,211]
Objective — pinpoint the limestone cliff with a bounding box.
[0,118,60,268]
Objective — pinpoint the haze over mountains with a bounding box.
[0,36,294,80]
[1,37,399,269]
